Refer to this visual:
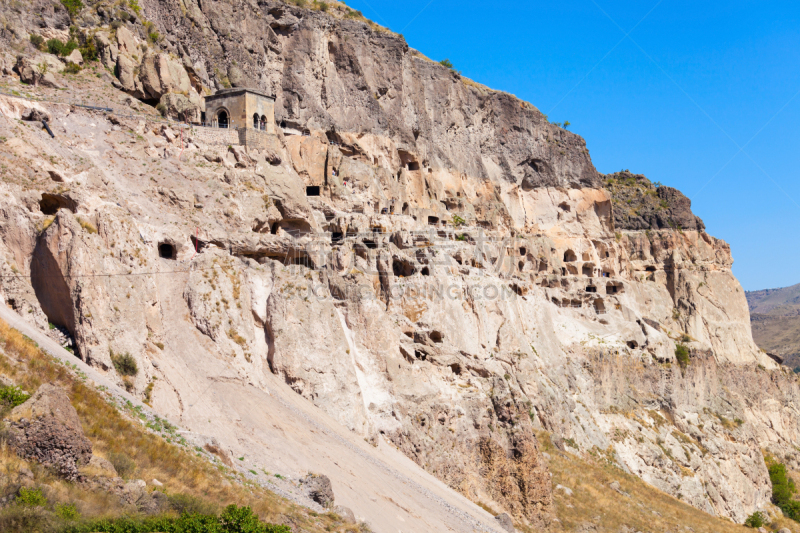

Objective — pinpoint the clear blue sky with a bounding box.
[342,0,800,291]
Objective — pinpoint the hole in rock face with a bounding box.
[408,162,420,171]
[39,194,77,215]
[520,247,527,256]
[646,266,657,273]
[331,232,344,244]
[558,202,571,212]
[427,216,439,225]
[564,250,577,262]
[392,258,415,277]
[429,331,443,343]
[594,299,606,314]
[158,242,176,259]
[582,264,594,277]
[421,267,430,276]
[586,285,597,293]
[627,340,639,349]
[306,186,321,197]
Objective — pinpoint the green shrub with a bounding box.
[59,507,292,532]
[80,39,98,62]
[29,35,44,50]
[16,487,47,507]
[439,58,453,69]
[56,502,80,520]
[128,0,141,15]
[65,62,82,74]
[46,38,79,57]
[60,0,84,17]
[452,215,466,227]
[675,344,690,370]
[147,31,160,44]
[111,351,138,376]
[744,511,765,528]
[108,452,136,478]
[168,492,218,515]
[767,458,800,521]
[0,385,30,407]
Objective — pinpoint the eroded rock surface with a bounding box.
[4,384,92,480]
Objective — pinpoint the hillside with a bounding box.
[747,283,800,369]
[0,0,796,532]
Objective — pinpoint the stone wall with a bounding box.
[189,126,239,147]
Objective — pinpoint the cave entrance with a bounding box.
[427,216,439,226]
[39,194,77,215]
[331,232,344,244]
[306,186,321,197]
[158,242,176,260]
[564,249,577,262]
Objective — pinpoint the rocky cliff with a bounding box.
[0,0,795,530]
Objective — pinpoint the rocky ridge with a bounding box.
[0,0,793,531]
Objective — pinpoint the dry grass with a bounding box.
[532,431,753,533]
[0,319,358,532]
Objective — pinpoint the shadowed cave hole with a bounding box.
[158,242,176,259]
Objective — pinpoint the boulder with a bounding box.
[301,473,334,508]
[115,54,143,98]
[494,513,516,533]
[157,92,201,122]
[335,505,355,522]
[95,33,119,70]
[14,55,64,86]
[21,107,51,123]
[139,53,192,100]
[115,26,139,55]
[4,384,92,480]
[82,455,118,478]
[65,49,83,66]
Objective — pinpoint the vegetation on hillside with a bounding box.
[0,319,357,533]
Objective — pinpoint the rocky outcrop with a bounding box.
[4,384,92,480]
[301,473,334,508]
[604,171,705,231]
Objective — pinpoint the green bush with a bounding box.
[65,63,82,74]
[29,34,44,50]
[111,351,138,376]
[108,452,136,478]
[767,458,800,521]
[60,0,84,17]
[744,511,765,528]
[46,38,79,57]
[0,385,30,407]
[439,58,453,69]
[452,215,466,227]
[168,492,218,515]
[675,344,690,370]
[56,502,80,520]
[59,506,292,532]
[128,0,141,15]
[16,487,47,507]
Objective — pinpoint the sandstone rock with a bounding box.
[65,49,82,66]
[301,473,334,508]
[83,455,118,478]
[495,513,516,533]
[115,26,139,56]
[21,107,51,123]
[115,54,142,97]
[335,505,356,522]
[157,92,202,123]
[95,32,119,70]
[4,384,92,480]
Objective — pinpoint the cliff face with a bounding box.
[0,0,795,530]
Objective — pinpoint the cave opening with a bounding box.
[158,242,176,259]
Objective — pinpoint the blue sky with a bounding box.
[342,0,800,291]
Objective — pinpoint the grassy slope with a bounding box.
[529,433,759,533]
[0,319,362,532]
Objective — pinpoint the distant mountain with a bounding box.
[747,283,800,369]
